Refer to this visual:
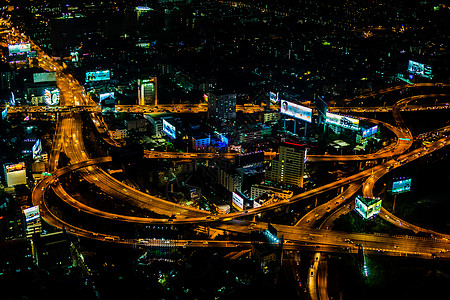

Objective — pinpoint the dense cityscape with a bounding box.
[1,0,450,299]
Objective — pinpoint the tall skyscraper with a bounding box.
[207,93,236,123]
[265,143,307,188]
[138,77,157,106]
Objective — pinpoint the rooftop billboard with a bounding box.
[8,43,31,55]
[325,112,360,131]
[23,206,40,223]
[33,72,57,83]
[232,191,244,211]
[280,100,312,123]
[4,162,27,187]
[354,196,382,219]
[408,60,433,79]
[32,139,42,160]
[162,119,176,139]
[391,178,411,194]
[44,88,60,105]
[362,125,378,138]
[85,70,111,82]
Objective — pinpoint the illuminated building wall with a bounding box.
[354,195,382,219]
[138,77,157,106]
[265,143,307,188]
[250,184,293,201]
[207,93,236,123]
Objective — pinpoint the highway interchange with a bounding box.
[2,19,450,299]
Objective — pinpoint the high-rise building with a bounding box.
[138,77,157,106]
[207,93,236,123]
[265,143,307,188]
[0,62,15,91]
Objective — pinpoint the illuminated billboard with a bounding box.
[325,112,360,131]
[23,206,40,223]
[33,72,57,83]
[354,196,382,219]
[32,139,42,160]
[44,88,60,105]
[85,70,111,82]
[408,60,433,79]
[362,125,378,138]
[280,100,312,123]
[163,119,176,139]
[8,43,31,55]
[232,191,244,211]
[4,162,27,187]
[391,178,411,194]
[269,92,278,104]
[136,6,151,11]
[99,92,116,105]
[27,51,37,58]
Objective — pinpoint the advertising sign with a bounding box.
[4,162,25,173]
[391,178,411,194]
[32,139,42,160]
[362,125,378,138]
[44,88,60,105]
[99,92,115,104]
[4,162,27,187]
[33,72,57,83]
[408,60,433,79]
[232,192,244,211]
[355,196,382,219]
[280,100,312,123]
[8,43,31,55]
[325,112,360,131]
[269,92,278,104]
[27,51,37,58]
[23,206,40,223]
[85,70,111,82]
[163,119,176,139]
[136,6,151,11]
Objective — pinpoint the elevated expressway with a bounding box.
[10,23,448,264]
[32,88,450,262]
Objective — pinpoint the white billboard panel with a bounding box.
[232,192,244,211]
[99,92,115,102]
[44,88,60,105]
[280,100,312,123]
[8,43,31,55]
[23,206,40,223]
[33,72,57,83]
[163,119,176,139]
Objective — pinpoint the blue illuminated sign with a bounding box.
[391,178,411,194]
